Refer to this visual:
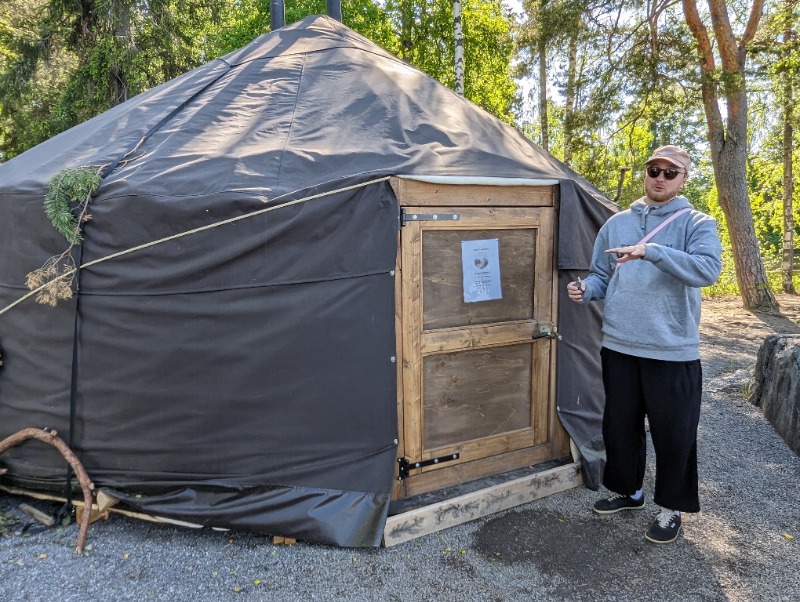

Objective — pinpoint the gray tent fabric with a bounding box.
[0,15,615,546]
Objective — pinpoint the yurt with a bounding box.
[0,15,615,547]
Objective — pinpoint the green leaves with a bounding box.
[384,1,517,122]
[43,166,102,244]
[23,165,103,307]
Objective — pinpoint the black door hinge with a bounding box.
[397,453,460,480]
[400,208,460,226]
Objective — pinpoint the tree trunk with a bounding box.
[782,26,796,294]
[613,167,630,204]
[538,36,548,152]
[712,139,775,309]
[682,0,777,311]
[563,32,578,166]
[111,5,132,105]
[399,0,414,61]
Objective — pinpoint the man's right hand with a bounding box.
[567,279,585,303]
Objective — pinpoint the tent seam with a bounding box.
[65,269,394,297]
[275,53,307,188]
[99,58,233,181]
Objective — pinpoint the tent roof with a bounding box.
[0,14,613,216]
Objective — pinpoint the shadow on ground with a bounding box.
[471,507,727,601]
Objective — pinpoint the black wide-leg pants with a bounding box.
[600,347,702,512]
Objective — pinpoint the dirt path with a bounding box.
[700,293,800,383]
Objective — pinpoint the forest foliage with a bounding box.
[0,0,798,298]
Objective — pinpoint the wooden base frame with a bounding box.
[383,460,583,547]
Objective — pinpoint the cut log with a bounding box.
[19,503,56,527]
[75,505,110,526]
[748,334,800,456]
[96,490,120,511]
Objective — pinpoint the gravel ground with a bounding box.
[2,295,799,601]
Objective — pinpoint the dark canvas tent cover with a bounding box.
[0,15,615,546]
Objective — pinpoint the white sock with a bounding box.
[631,489,643,501]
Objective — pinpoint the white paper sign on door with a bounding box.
[461,238,502,303]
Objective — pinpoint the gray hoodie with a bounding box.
[581,195,723,361]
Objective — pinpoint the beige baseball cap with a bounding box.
[645,145,691,175]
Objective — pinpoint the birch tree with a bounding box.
[389,0,516,122]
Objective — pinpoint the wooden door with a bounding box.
[396,205,560,498]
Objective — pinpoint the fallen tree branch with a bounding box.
[0,428,94,554]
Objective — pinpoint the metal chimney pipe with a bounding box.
[270,0,285,30]
[327,0,342,21]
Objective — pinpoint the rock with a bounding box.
[748,334,800,456]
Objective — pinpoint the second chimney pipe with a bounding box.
[327,1,342,21]
[270,0,285,30]
[270,1,341,30]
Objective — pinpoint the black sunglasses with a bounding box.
[646,166,685,180]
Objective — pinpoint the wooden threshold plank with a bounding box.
[382,461,582,547]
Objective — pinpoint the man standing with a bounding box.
[567,145,722,543]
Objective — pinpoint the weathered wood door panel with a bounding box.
[398,205,557,497]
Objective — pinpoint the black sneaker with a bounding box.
[592,492,645,514]
[645,509,682,543]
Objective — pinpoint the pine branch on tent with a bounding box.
[25,166,102,307]
[44,166,102,244]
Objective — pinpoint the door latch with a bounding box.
[532,322,561,341]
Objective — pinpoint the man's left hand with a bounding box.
[605,244,646,264]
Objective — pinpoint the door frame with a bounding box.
[390,178,568,500]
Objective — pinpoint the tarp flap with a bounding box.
[106,484,390,547]
[556,179,617,270]
[556,271,607,490]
